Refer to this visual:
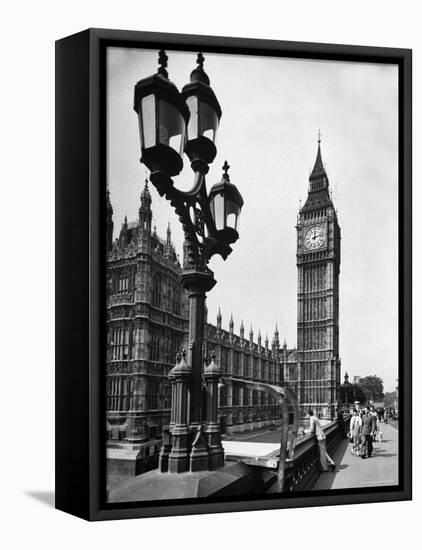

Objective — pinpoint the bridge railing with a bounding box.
[282,416,349,492]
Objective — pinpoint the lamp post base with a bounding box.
[108,462,262,502]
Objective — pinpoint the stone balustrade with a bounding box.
[282,416,349,492]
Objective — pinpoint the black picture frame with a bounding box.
[55,28,412,521]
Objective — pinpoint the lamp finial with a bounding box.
[222,160,230,181]
[197,52,205,69]
[158,50,168,78]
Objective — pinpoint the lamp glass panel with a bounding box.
[186,95,199,140]
[199,102,218,143]
[159,99,186,155]
[226,213,237,229]
[141,94,156,149]
[213,193,225,231]
[225,200,240,229]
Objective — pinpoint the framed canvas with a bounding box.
[55,28,412,521]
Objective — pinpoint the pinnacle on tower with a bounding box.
[300,134,335,214]
[249,325,254,342]
[308,132,329,192]
[272,324,280,348]
[229,313,234,333]
[217,307,222,330]
[165,222,172,258]
[257,330,262,346]
[139,178,152,233]
[240,320,244,339]
[265,334,269,349]
[140,178,152,209]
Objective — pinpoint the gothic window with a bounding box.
[146,377,163,410]
[219,384,227,407]
[123,329,129,360]
[173,286,181,315]
[233,351,241,376]
[152,273,162,308]
[128,378,134,410]
[118,274,129,292]
[253,358,259,380]
[109,327,131,360]
[120,378,128,410]
[149,326,161,362]
[243,389,249,406]
[232,384,240,406]
[108,377,121,411]
[220,347,229,373]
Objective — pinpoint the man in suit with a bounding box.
[360,407,377,459]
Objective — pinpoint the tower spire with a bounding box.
[309,133,327,182]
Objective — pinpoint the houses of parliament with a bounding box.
[105,139,341,453]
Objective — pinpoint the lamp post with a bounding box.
[134,51,244,473]
[344,372,349,409]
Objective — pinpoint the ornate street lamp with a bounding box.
[344,371,349,408]
[181,52,222,166]
[134,50,190,177]
[134,51,244,473]
[209,161,244,245]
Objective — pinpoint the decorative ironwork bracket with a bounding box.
[149,166,232,272]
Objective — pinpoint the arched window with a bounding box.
[152,273,162,308]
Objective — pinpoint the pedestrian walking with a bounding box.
[369,405,379,443]
[360,407,377,459]
[349,409,362,456]
[308,409,336,472]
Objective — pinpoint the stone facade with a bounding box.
[106,181,290,454]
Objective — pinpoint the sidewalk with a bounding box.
[312,422,398,490]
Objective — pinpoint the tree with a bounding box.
[359,375,384,403]
[384,391,396,408]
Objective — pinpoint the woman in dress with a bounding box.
[349,409,362,455]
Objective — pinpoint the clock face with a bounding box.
[304,224,326,250]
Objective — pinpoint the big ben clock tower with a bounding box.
[296,136,341,419]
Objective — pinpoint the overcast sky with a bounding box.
[107,47,398,393]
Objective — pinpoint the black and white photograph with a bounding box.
[104,45,401,503]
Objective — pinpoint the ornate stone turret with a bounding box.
[257,330,262,348]
[165,222,172,258]
[249,326,254,349]
[139,179,152,233]
[216,307,222,336]
[229,314,234,335]
[272,324,280,354]
[265,333,269,350]
[119,215,129,248]
[240,320,245,341]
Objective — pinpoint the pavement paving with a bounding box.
[312,421,398,490]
